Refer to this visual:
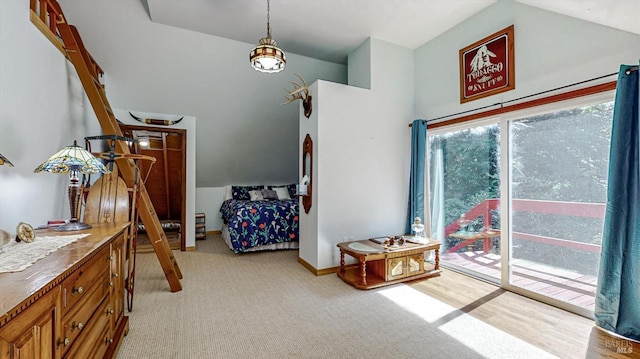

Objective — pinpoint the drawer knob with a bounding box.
[106,308,114,316]
[105,337,113,345]
[57,337,70,347]
[72,321,84,331]
[108,281,114,287]
[112,273,118,278]
[56,338,71,347]
[72,286,83,295]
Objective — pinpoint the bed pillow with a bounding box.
[249,190,264,201]
[261,189,278,200]
[269,184,297,198]
[232,185,264,200]
[273,187,291,200]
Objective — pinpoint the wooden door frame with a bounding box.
[120,124,187,251]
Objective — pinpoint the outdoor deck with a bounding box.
[441,251,597,310]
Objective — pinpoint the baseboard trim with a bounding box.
[207,230,221,235]
[297,257,339,276]
[185,246,196,252]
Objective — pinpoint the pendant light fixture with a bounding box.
[250,0,286,73]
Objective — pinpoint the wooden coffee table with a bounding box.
[337,237,441,289]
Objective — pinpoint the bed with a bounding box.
[220,185,299,253]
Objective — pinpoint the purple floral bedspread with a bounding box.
[220,199,299,253]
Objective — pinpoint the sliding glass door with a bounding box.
[508,102,613,310]
[427,97,613,314]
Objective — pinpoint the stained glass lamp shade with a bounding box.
[0,153,13,167]
[34,141,110,231]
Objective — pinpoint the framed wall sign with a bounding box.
[459,25,515,103]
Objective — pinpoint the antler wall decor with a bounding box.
[129,112,184,126]
[282,73,312,118]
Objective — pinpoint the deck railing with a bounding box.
[444,198,606,253]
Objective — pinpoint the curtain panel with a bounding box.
[406,120,427,234]
[594,63,640,341]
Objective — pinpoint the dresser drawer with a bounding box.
[88,322,111,359]
[60,269,110,355]
[63,296,112,359]
[61,245,110,315]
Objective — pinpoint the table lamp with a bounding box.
[34,140,110,231]
[0,153,13,167]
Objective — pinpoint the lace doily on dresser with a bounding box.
[0,233,90,273]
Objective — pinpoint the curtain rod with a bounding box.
[409,68,637,127]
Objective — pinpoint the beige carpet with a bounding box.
[116,235,558,359]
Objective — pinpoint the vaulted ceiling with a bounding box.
[145,0,640,64]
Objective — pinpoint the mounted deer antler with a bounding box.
[282,73,312,118]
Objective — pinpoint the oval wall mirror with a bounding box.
[302,134,313,214]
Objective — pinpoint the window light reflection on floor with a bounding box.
[377,285,556,359]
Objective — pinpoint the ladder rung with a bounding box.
[91,74,102,88]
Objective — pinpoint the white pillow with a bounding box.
[274,187,291,200]
[249,190,264,201]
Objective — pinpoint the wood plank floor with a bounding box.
[442,251,598,310]
[409,268,639,358]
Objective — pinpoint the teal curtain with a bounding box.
[406,120,427,234]
[594,63,640,341]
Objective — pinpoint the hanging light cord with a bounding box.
[266,0,271,37]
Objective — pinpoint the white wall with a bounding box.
[59,0,347,190]
[347,40,371,90]
[113,109,197,249]
[298,81,319,268]
[300,39,414,270]
[0,0,101,232]
[195,187,226,232]
[414,0,640,121]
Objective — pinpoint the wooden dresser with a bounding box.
[0,222,130,359]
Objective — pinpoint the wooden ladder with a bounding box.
[51,3,182,292]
